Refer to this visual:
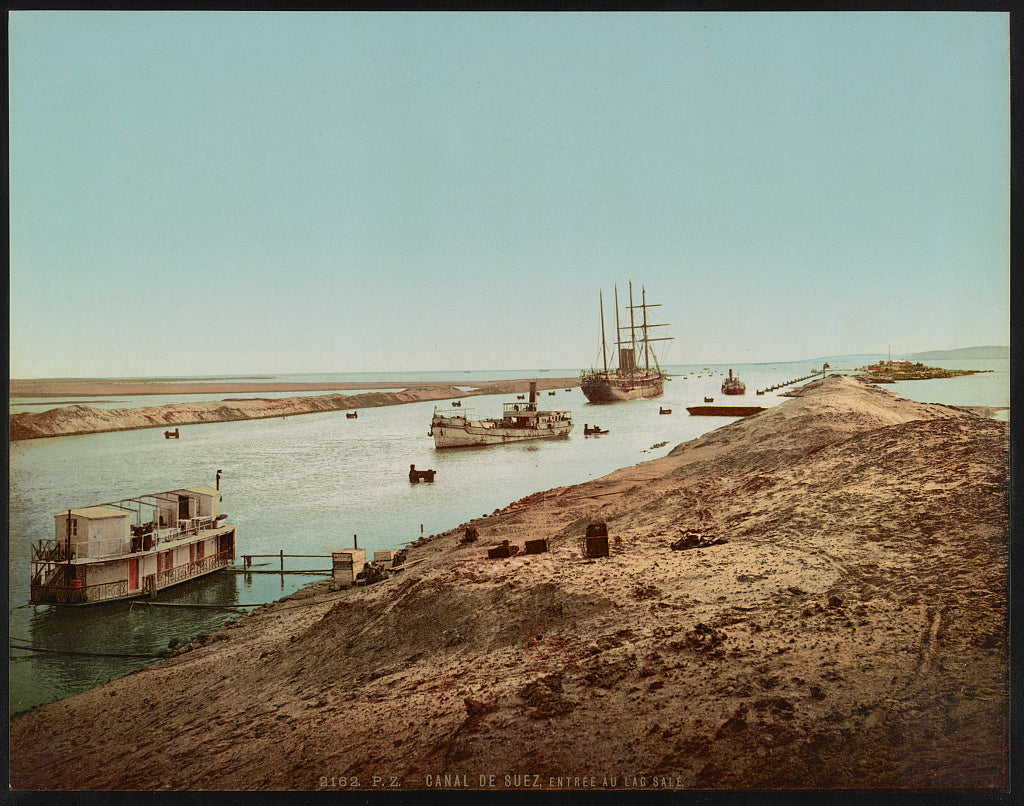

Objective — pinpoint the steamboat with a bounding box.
[721,369,747,395]
[429,382,572,448]
[29,479,236,606]
[580,282,672,402]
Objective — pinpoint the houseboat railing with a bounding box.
[34,518,229,563]
[72,538,127,559]
[30,547,234,605]
[30,579,129,606]
[31,538,64,562]
[153,548,233,589]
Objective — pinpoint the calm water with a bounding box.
[8,360,1008,715]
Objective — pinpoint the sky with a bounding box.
[9,12,1010,378]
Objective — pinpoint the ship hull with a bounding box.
[579,372,665,403]
[686,406,765,417]
[430,417,573,448]
[721,369,746,395]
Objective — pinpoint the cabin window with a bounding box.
[70,518,78,537]
[196,541,204,560]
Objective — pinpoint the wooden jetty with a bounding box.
[231,552,333,573]
[757,367,828,395]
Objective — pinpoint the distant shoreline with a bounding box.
[8,378,580,441]
[9,377,576,399]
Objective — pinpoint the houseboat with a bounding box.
[30,483,236,606]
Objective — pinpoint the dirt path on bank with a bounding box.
[9,375,1008,791]
[9,378,578,441]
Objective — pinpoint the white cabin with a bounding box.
[154,487,222,530]
[55,506,131,560]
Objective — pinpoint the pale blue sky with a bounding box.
[9,12,1009,377]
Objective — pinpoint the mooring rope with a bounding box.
[9,637,167,659]
[131,601,263,608]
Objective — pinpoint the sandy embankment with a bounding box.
[9,375,1008,791]
[8,378,578,441]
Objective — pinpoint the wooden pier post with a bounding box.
[280,550,284,572]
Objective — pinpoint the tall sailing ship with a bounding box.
[580,282,673,402]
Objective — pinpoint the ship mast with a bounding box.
[614,284,621,374]
[626,284,672,375]
[641,285,650,370]
[600,290,608,373]
[628,281,637,376]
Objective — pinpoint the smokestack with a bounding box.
[529,382,537,404]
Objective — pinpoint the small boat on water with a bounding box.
[580,282,673,402]
[429,382,573,448]
[722,369,746,395]
[30,479,236,606]
[583,424,609,435]
[408,464,436,483]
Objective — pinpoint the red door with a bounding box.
[128,558,140,590]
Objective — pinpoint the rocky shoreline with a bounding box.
[857,362,993,382]
[9,378,578,441]
[8,375,1008,791]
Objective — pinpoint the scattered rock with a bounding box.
[680,623,727,653]
[517,674,576,719]
[463,697,495,717]
[670,531,728,551]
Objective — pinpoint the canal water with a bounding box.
[8,359,1008,716]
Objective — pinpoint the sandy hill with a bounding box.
[9,375,1008,791]
[907,346,1008,360]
